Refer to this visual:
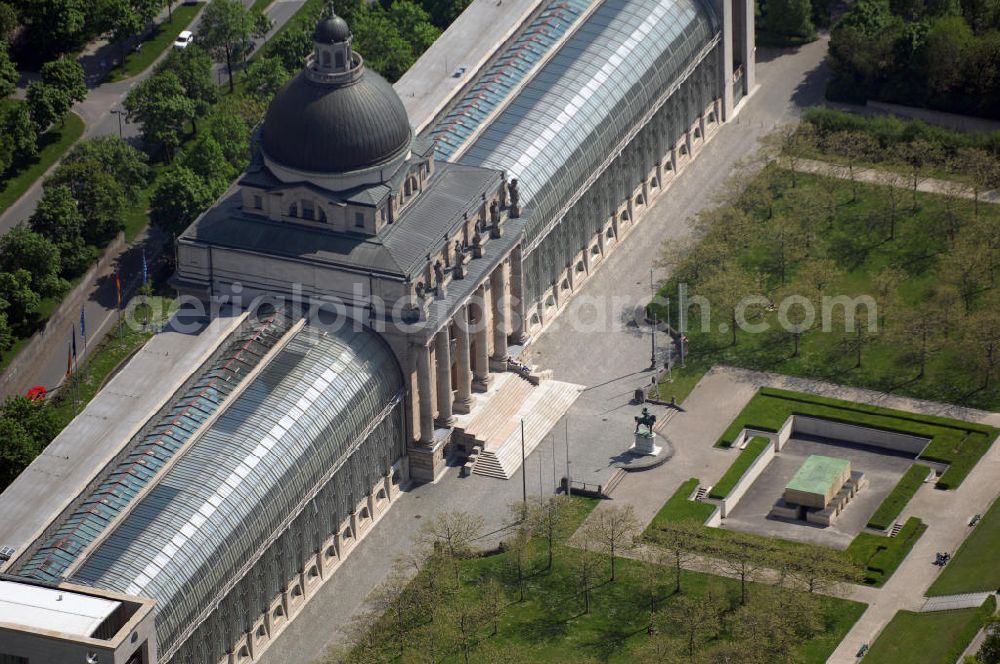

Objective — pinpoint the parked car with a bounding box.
[173,31,194,50]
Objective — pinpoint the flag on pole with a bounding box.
[72,327,77,363]
[141,247,147,287]
[79,306,86,351]
[66,342,72,378]
[115,269,122,310]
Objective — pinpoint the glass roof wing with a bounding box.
[17,311,296,583]
[430,0,595,160]
[458,0,718,244]
[68,324,404,655]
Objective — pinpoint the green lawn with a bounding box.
[708,436,770,499]
[347,495,865,663]
[651,365,706,404]
[866,463,930,530]
[651,164,1000,415]
[716,388,996,489]
[928,494,1000,596]
[106,4,202,81]
[0,111,85,216]
[646,478,925,587]
[864,598,996,664]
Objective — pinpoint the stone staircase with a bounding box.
[889,522,904,537]
[456,373,582,480]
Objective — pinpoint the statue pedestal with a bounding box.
[631,431,661,457]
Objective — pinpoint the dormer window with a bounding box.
[289,204,298,218]
[319,207,327,223]
[253,195,263,209]
[302,199,315,221]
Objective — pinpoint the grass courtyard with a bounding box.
[341,497,865,663]
[863,597,997,664]
[928,494,1000,596]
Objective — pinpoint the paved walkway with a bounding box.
[576,365,1000,664]
[797,157,1000,205]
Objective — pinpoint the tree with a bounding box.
[875,168,907,240]
[125,70,196,159]
[25,81,71,131]
[572,541,602,614]
[698,264,763,346]
[759,215,806,286]
[198,0,270,92]
[415,510,484,583]
[65,136,151,204]
[479,577,506,636]
[21,0,86,56]
[0,225,64,297]
[763,124,815,188]
[101,0,160,68]
[503,513,530,602]
[46,161,127,245]
[825,131,878,202]
[714,540,765,605]
[978,618,1000,664]
[368,573,415,657]
[765,0,815,40]
[635,546,669,632]
[938,174,971,246]
[0,270,40,328]
[0,310,12,356]
[0,41,16,98]
[893,140,940,211]
[40,58,87,106]
[208,104,252,166]
[388,0,441,54]
[243,54,289,100]
[960,306,1000,390]
[1,103,38,164]
[263,20,314,72]
[158,45,219,132]
[0,4,17,43]
[527,494,572,570]
[655,522,700,594]
[30,184,91,275]
[787,547,858,593]
[941,238,988,313]
[660,591,722,658]
[180,134,235,197]
[0,416,43,488]
[150,165,216,235]
[586,504,638,582]
[954,147,998,216]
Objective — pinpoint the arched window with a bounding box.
[301,199,315,221]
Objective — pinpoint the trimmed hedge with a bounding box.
[709,436,771,499]
[846,517,927,586]
[718,388,997,490]
[867,464,930,531]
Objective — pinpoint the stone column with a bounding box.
[685,129,693,157]
[472,285,492,391]
[670,146,678,173]
[434,327,454,426]
[416,343,434,443]
[655,161,663,188]
[489,263,508,368]
[453,305,473,413]
[699,113,707,141]
[509,244,527,344]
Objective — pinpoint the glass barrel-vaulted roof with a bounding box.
[457,0,718,245]
[17,311,296,583]
[69,323,403,654]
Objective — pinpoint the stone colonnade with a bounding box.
[414,256,518,444]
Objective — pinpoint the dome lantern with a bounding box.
[310,5,357,81]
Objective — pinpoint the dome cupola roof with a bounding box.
[260,11,412,175]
